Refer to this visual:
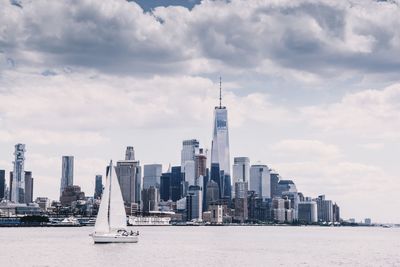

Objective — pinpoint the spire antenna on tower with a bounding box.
[219,76,222,108]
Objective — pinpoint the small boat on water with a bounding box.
[92,161,139,243]
[128,216,171,226]
[59,216,80,226]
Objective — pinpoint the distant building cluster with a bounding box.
[0,81,359,225]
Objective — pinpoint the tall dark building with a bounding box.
[210,163,222,198]
[160,166,185,202]
[170,166,184,201]
[201,168,209,212]
[0,170,5,200]
[270,172,280,198]
[24,171,34,203]
[234,181,248,223]
[94,175,103,199]
[60,156,74,197]
[9,171,12,201]
[142,186,158,213]
[206,179,219,210]
[160,172,172,201]
[186,185,202,221]
[333,203,341,223]
[316,195,333,222]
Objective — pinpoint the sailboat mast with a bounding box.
[107,162,112,230]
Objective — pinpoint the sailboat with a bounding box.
[92,161,139,243]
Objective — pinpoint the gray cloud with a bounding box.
[1,0,400,78]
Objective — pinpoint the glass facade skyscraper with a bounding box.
[24,171,33,204]
[94,174,103,199]
[181,139,200,187]
[249,164,271,200]
[159,166,184,202]
[181,139,199,170]
[115,159,141,205]
[143,164,162,189]
[234,181,248,222]
[170,166,184,202]
[160,172,171,201]
[210,81,231,200]
[115,147,142,207]
[60,156,74,198]
[316,195,334,222]
[270,171,280,198]
[186,185,202,221]
[232,157,250,197]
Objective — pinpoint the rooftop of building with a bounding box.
[278,180,295,185]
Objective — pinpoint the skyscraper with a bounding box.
[159,166,184,202]
[184,160,196,186]
[24,171,34,203]
[143,164,162,189]
[234,181,248,223]
[170,166,184,201]
[60,156,74,197]
[181,139,199,170]
[194,148,207,181]
[333,203,340,223]
[186,185,202,221]
[141,186,159,213]
[205,179,219,210]
[11,144,26,203]
[9,171,13,201]
[194,149,208,210]
[0,170,5,200]
[232,157,250,197]
[316,195,333,222]
[115,147,141,206]
[181,139,200,188]
[210,78,231,200]
[249,164,271,200]
[233,157,250,183]
[270,171,280,198]
[94,175,103,199]
[160,172,171,201]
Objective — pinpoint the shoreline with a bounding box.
[0,224,393,228]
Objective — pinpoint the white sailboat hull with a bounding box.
[93,233,138,243]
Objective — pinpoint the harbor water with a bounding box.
[1,226,399,266]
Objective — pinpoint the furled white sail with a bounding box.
[109,166,127,231]
[94,170,110,233]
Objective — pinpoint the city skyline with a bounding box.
[1,0,400,223]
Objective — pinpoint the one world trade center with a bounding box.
[210,78,231,200]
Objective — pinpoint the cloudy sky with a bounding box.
[1,0,400,223]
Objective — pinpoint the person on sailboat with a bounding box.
[130,230,139,236]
